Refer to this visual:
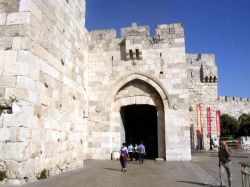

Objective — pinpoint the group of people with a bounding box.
[120,140,232,186]
[119,141,146,172]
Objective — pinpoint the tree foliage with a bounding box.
[220,114,239,137]
[238,113,250,136]
[220,113,250,137]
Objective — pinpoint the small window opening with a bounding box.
[160,53,162,57]
[129,50,133,60]
[213,76,217,82]
[209,76,212,82]
[205,77,208,82]
[160,71,163,74]
[136,49,140,60]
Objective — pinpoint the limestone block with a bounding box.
[0,127,10,141]
[5,159,35,179]
[44,142,58,158]
[27,90,38,103]
[3,113,27,127]
[0,25,19,37]
[0,37,12,50]
[39,95,51,107]
[21,37,31,50]
[0,87,5,98]
[30,128,43,142]
[19,0,42,20]
[0,76,16,87]
[9,127,31,142]
[42,63,60,81]
[3,62,38,80]
[4,88,27,100]
[0,50,17,63]
[6,12,31,25]
[12,37,22,50]
[2,142,29,162]
[16,76,36,91]
[0,13,6,25]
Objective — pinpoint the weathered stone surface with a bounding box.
[0,0,249,185]
[6,12,30,25]
[0,13,6,25]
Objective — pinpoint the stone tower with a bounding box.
[0,0,88,184]
[0,0,250,184]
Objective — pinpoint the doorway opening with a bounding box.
[120,104,158,159]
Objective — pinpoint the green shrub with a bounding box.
[0,170,7,181]
[36,169,48,180]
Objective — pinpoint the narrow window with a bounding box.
[213,76,217,82]
[136,49,140,60]
[205,77,208,82]
[111,56,114,67]
[129,50,133,60]
[209,76,212,82]
[160,53,162,57]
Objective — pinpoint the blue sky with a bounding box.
[86,0,250,98]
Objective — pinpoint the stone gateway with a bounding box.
[0,0,249,184]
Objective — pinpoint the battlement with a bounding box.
[89,22,184,41]
[218,96,250,102]
[187,53,217,83]
[121,22,149,37]
[187,53,215,65]
[89,29,117,41]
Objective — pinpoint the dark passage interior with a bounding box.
[120,104,158,159]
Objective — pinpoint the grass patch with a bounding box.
[0,170,7,181]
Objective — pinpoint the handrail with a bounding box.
[239,162,250,187]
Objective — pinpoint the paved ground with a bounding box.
[1,150,249,187]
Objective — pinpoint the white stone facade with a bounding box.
[0,0,249,184]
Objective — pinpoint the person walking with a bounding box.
[134,143,139,161]
[120,143,129,172]
[138,141,146,164]
[219,141,232,187]
[127,143,134,161]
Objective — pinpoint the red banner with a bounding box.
[197,104,202,135]
[207,107,211,136]
[216,110,221,137]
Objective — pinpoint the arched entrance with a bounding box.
[121,104,158,158]
[109,75,168,159]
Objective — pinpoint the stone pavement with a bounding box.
[1,150,249,187]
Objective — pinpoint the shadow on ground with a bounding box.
[176,181,220,187]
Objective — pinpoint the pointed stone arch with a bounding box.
[106,72,171,110]
[108,72,168,158]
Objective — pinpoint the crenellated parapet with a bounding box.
[89,29,117,41]
[218,96,250,102]
[187,53,218,83]
[155,23,184,40]
[217,96,250,118]
[88,22,185,60]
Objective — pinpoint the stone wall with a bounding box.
[218,96,250,118]
[0,0,87,184]
[187,54,218,150]
[88,23,191,161]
